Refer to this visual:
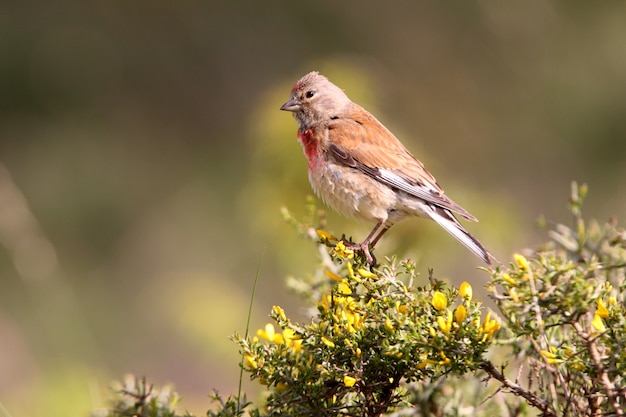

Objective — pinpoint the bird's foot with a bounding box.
[340,238,377,267]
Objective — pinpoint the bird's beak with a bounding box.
[280,97,301,112]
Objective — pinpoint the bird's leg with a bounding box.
[341,222,385,266]
[370,225,391,248]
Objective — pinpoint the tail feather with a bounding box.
[427,206,492,265]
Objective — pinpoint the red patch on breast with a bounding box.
[297,129,320,169]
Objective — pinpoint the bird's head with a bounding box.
[280,71,351,128]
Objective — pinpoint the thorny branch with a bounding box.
[480,360,556,417]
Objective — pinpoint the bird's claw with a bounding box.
[340,239,377,268]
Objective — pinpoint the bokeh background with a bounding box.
[1,2,625,416]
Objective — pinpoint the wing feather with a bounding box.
[327,105,477,221]
[427,206,492,264]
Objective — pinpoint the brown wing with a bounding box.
[327,104,477,221]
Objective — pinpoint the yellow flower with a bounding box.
[349,311,362,329]
[343,375,357,387]
[429,326,437,337]
[325,269,344,283]
[383,349,398,357]
[321,337,335,348]
[417,353,435,369]
[317,294,331,313]
[317,229,336,241]
[459,282,473,300]
[432,291,447,311]
[357,268,377,279]
[346,262,361,282]
[591,313,606,333]
[481,311,500,339]
[437,316,448,335]
[257,323,283,343]
[291,339,303,353]
[282,328,296,342]
[396,301,408,315]
[454,305,467,324]
[344,323,355,335]
[437,311,453,335]
[513,254,529,270]
[244,354,258,370]
[540,349,564,365]
[438,351,451,365]
[337,282,352,295]
[596,298,609,319]
[385,318,394,331]
[345,296,358,310]
[282,328,302,353]
[272,305,287,322]
[276,382,289,392]
[334,241,354,259]
[480,311,491,330]
[502,273,516,286]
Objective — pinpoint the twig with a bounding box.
[573,321,624,416]
[479,360,556,417]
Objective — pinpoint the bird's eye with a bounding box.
[305,91,315,99]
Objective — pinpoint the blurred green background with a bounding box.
[1,2,625,416]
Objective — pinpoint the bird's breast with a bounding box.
[297,128,321,169]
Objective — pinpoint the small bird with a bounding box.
[280,71,492,265]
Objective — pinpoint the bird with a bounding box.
[280,71,492,266]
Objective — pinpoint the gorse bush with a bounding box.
[95,183,626,417]
[487,183,626,416]
[238,251,498,416]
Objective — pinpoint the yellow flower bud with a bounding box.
[321,337,335,348]
[437,315,450,335]
[316,229,336,241]
[459,281,473,300]
[502,273,516,286]
[454,305,467,324]
[357,268,377,279]
[385,318,394,331]
[482,311,492,326]
[513,254,530,270]
[540,350,564,364]
[346,262,361,282]
[432,291,447,311]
